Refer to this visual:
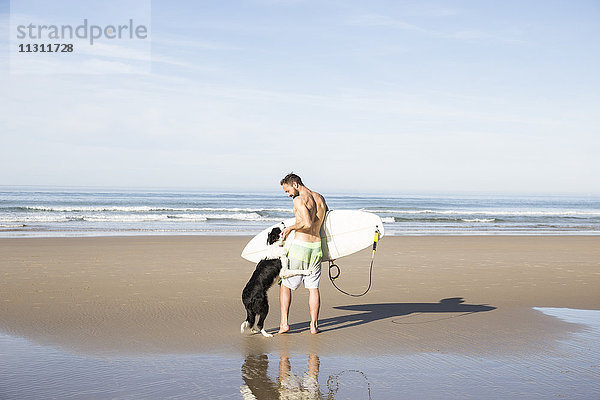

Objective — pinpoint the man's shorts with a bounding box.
[281,240,322,290]
[281,268,321,290]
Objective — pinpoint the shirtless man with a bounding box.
[278,173,328,334]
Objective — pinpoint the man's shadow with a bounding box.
[287,297,496,333]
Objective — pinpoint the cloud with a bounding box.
[152,36,240,51]
[342,12,527,44]
[344,13,428,32]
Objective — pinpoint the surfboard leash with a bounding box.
[328,228,380,297]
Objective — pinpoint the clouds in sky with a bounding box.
[1,0,599,194]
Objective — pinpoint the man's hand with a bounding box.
[282,226,293,240]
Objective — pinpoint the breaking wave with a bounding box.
[6,206,292,213]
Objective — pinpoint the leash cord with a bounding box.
[328,258,374,297]
[327,227,380,297]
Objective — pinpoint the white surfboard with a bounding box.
[241,210,384,263]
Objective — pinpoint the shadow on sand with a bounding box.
[287,297,496,333]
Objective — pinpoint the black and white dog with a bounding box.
[241,224,287,338]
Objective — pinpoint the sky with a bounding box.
[1,0,599,194]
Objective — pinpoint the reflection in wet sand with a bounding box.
[279,353,321,399]
[241,352,325,399]
[241,335,374,400]
[241,352,374,400]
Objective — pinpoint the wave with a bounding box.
[6,206,293,213]
[6,206,598,218]
[82,214,210,222]
[389,217,498,223]
[169,213,281,222]
[0,212,284,223]
[363,209,600,217]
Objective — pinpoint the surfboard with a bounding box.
[241,210,384,263]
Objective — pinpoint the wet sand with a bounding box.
[1,235,598,357]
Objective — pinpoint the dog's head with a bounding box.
[266,226,282,246]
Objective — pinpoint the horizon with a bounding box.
[1,184,599,198]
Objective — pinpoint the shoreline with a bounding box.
[1,235,599,357]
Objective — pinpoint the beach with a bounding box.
[1,235,599,398]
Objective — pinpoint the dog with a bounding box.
[241,224,287,338]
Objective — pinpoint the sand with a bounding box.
[1,235,599,358]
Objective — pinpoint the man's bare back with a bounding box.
[292,189,327,242]
[281,183,328,242]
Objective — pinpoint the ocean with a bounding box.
[1,187,599,237]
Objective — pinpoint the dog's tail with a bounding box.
[241,320,250,333]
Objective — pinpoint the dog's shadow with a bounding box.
[286,297,496,333]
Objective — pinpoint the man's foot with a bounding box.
[310,323,320,334]
[278,324,290,334]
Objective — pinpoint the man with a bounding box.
[278,173,328,334]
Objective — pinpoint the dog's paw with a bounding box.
[241,321,250,334]
[260,329,274,338]
[250,328,259,334]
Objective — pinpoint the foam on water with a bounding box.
[533,307,600,329]
[14,206,292,213]
[366,209,600,216]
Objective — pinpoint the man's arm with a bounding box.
[282,197,312,240]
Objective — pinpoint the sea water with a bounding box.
[1,187,599,237]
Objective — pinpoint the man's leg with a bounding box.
[279,284,291,334]
[304,353,320,392]
[279,352,291,379]
[308,288,320,334]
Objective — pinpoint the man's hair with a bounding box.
[280,172,304,187]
